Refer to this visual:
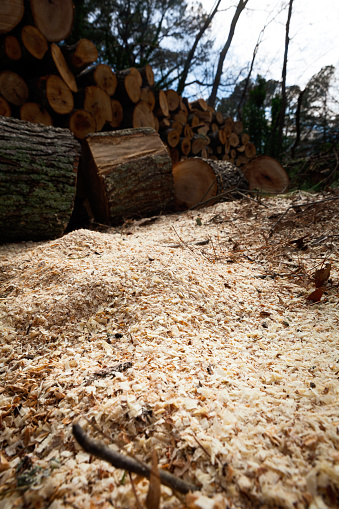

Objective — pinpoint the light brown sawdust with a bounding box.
[0,192,338,509]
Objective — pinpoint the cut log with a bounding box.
[81,128,175,224]
[173,110,187,124]
[191,108,213,123]
[124,101,155,129]
[30,0,74,42]
[229,132,240,147]
[190,98,208,111]
[160,128,179,148]
[0,1,24,34]
[0,35,22,65]
[138,64,154,87]
[140,88,155,110]
[77,64,117,96]
[110,99,123,128]
[244,142,256,159]
[178,137,191,156]
[117,67,142,88]
[191,134,209,155]
[0,116,80,241]
[51,42,78,93]
[233,120,243,134]
[154,90,169,118]
[20,102,53,126]
[0,95,11,116]
[165,89,180,111]
[83,85,112,131]
[173,157,249,209]
[68,109,96,139]
[37,74,74,114]
[242,156,289,193]
[21,25,48,60]
[115,73,140,104]
[61,39,98,74]
[0,70,28,105]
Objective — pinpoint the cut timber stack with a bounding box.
[0,0,289,239]
[0,116,80,241]
[0,0,259,169]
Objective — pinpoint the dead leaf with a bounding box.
[313,263,331,288]
[146,450,161,509]
[306,288,324,302]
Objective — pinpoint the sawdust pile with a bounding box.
[0,192,339,509]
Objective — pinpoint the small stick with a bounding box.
[73,423,198,495]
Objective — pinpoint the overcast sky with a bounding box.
[194,0,338,94]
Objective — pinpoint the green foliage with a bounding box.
[67,0,212,89]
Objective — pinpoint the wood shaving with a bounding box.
[0,192,338,509]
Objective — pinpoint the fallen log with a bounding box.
[81,127,175,224]
[173,157,250,209]
[242,156,289,193]
[0,116,80,242]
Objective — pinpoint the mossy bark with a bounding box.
[0,116,80,242]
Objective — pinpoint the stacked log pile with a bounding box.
[0,0,257,169]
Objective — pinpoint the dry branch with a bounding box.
[72,423,199,495]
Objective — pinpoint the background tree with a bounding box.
[208,0,249,109]
[67,0,213,90]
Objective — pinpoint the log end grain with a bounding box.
[243,156,289,193]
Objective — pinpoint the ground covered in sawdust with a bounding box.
[0,191,338,509]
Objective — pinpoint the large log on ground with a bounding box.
[0,116,80,242]
[242,156,289,193]
[81,128,175,224]
[173,157,250,209]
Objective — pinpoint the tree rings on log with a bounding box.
[0,116,80,242]
[0,70,28,106]
[81,128,175,224]
[0,0,24,34]
[242,156,289,193]
[20,102,53,126]
[21,25,48,60]
[30,0,74,42]
[173,157,249,209]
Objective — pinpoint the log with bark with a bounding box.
[0,116,80,242]
[172,157,250,209]
[81,127,175,224]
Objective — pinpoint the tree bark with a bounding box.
[0,116,80,242]
[208,0,249,109]
[81,128,175,224]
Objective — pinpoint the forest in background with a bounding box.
[69,0,338,190]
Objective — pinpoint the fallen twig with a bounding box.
[72,423,199,495]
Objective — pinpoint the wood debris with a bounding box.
[0,191,338,508]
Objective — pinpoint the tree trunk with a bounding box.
[177,0,221,95]
[0,116,80,242]
[277,0,294,156]
[173,157,249,209]
[81,128,175,224]
[208,0,249,109]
